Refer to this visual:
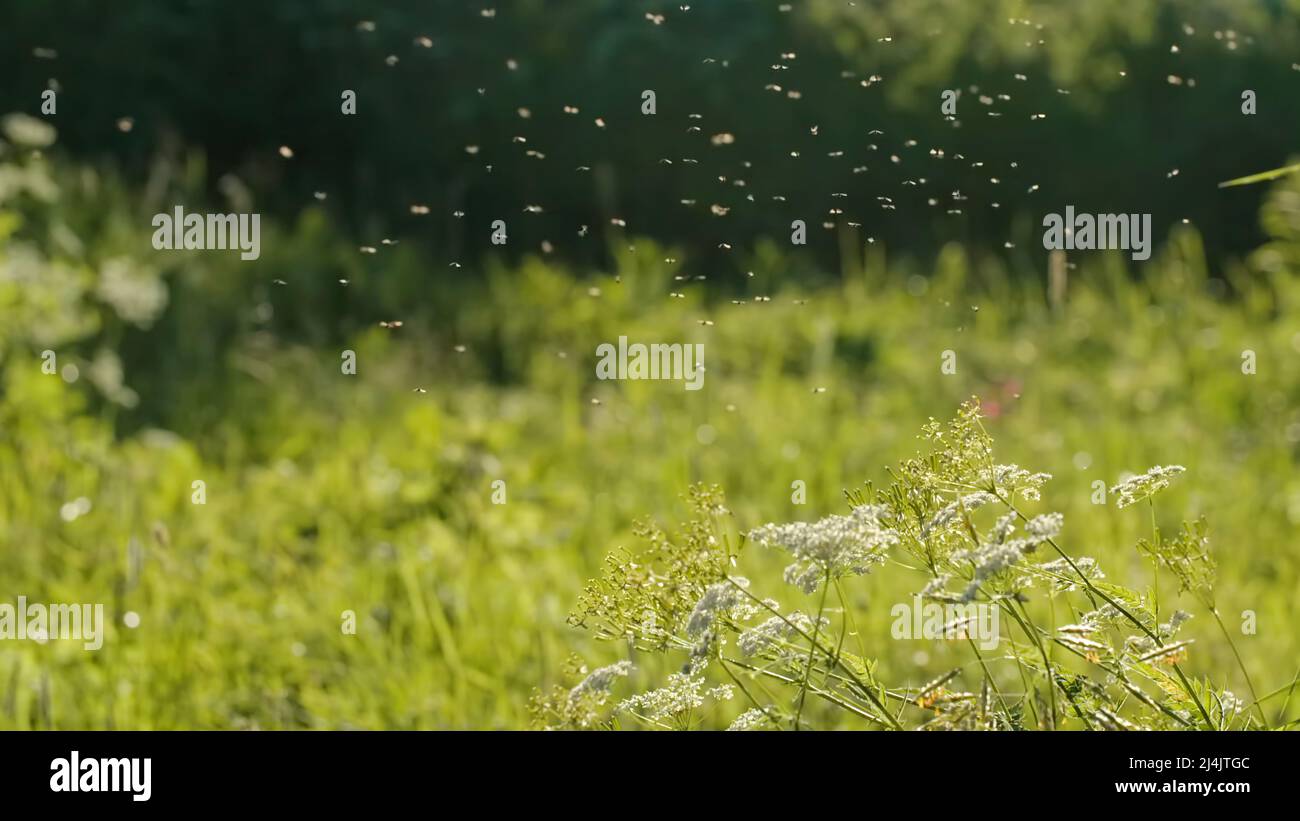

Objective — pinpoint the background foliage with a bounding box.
[0,1,1297,728]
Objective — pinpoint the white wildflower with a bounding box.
[1028,555,1104,592]
[1110,465,1185,509]
[990,513,1016,543]
[982,464,1052,501]
[1024,512,1063,542]
[738,616,787,656]
[620,673,730,721]
[1095,708,1141,731]
[1162,610,1193,637]
[749,505,899,593]
[568,660,634,704]
[1056,632,1108,654]
[727,708,771,730]
[954,540,1028,601]
[922,492,998,538]
[919,573,956,602]
[1218,690,1246,719]
[707,685,735,701]
[737,611,828,656]
[687,630,716,671]
[686,578,749,638]
[2,113,56,147]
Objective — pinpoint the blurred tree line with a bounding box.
[2,0,1298,284]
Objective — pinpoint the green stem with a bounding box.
[794,571,833,730]
[718,658,782,729]
[1003,598,1057,729]
[725,576,903,729]
[989,488,1216,729]
[1208,607,1267,726]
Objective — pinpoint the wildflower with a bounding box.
[685,578,749,638]
[1137,517,1216,602]
[1024,512,1063,541]
[568,661,633,704]
[737,611,829,656]
[1080,599,1143,631]
[2,113,56,147]
[990,513,1016,543]
[686,629,716,673]
[1164,610,1193,634]
[1111,465,1185,509]
[1057,622,1099,635]
[922,492,998,538]
[982,464,1052,501]
[1133,638,1195,663]
[1028,556,1105,592]
[749,505,899,593]
[1217,690,1246,720]
[619,673,727,721]
[953,540,1027,601]
[1056,632,1108,654]
[949,513,1067,600]
[919,573,957,602]
[708,685,735,701]
[529,660,635,728]
[738,616,787,656]
[727,708,771,731]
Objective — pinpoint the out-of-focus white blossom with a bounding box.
[1024,512,1063,541]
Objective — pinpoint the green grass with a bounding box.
[1,155,1298,729]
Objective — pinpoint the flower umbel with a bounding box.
[748,504,899,593]
[1111,465,1185,509]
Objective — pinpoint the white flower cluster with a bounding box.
[618,673,730,721]
[982,464,1053,501]
[1158,609,1193,637]
[952,513,1064,601]
[1216,689,1246,720]
[955,543,1024,601]
[919,573,956,602]
[921,492,998,538]
[709,684,735,701]
[1027,555,1105,592]
[685,577,752,638]
[749,505,899,593]
[1024,512,1063,541]
[737,611,830,656]
[1079,601,1131,630]
[568,660,634,705]
[726,708,770,731]
[989,512,1016,543]
[1110,465,1185,509]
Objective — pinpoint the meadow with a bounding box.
[2,125,1298,728]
